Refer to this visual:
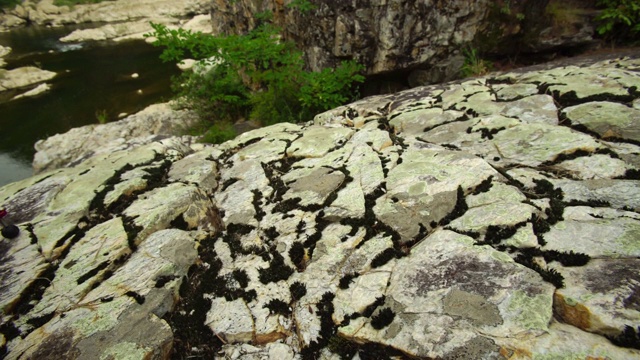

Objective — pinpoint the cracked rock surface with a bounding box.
[2,55,640,359]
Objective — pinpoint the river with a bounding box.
[0,24,179,187]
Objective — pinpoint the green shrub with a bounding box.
[146,21,365,140]
[0,0,20,9]
[596,0,640,41]
[460,47,493,78]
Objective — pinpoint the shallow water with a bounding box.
[0,25,179,187]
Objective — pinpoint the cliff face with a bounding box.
[210,0,594,84]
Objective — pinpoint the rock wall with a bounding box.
[210,0,596,84]
[1,53,640,359]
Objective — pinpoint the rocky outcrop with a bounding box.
[0,66,56,92]
[0,0,211,39]
[209,0,597,84]
[2,54,640,359]
[32,102,200,173]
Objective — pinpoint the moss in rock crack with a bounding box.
[263,226,280,240]
[371,248,399,269]
[122,215,144,251]
[471,176,493,195]
[371,308,395,330]
[155,275,178,288]
[514,253,564,288]
[232,269,249,288]
[124,291,145,305]
[288,242,306,271]
[618,168,640,180]
[339,273,360,289]
[481,223,522,245]
[251,189,266,221]
[258,251,295,284]
[261,156,303,204]
[289,281,307,302]
[26,312,56,332]
[170,214,191,231]
[300,292,336,360]
[265,299,291,316]
[221,223,261,259]
[163,235,228,356]
[220,177,240,191]
[439,186,469,226]
[10,264,57,317]
[607,325,640,350]
[76,260,110,285]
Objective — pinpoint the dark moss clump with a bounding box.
[26,312,56,331]
[76,261,110,285]
[163,236,224,359]
[471,176,493,195]
[300,292,337,360]
[258,251,294,284]
[221,223,260,259]
[482,224,519,245]
[263,226,280,240]
[251,189,266,221]
[618,168,640,180]
[439,186,468,226]
[478,127,505,140]
[514,254,564,288]
[371,248,399,268]
[232,269,249,288]
[542,249,590,267]
[339,273,360,289]
[607,325,640,350]
[155,275,177,288]
[124,291,145,305]
[289,281,307,302]
[170,214,191,231]
[532,179,563,200]
[361,296,386,318]
[288,242,306,271]
[370,308,396,330]
[220,177,239,191]
[264,299,291,316]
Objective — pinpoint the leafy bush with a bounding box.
[147,22,365,143]
[0,0,20,10]
[596,0,640,41]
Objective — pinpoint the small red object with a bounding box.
[0,209,6,218]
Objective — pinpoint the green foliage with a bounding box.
[596,0,640,40]
[95,109,109,124]
[146,22,365,140]
[460,47,493,78]
[0,0,20,9]
[287,0,316,13]
[200,121,237,144]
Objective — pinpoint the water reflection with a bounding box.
[0,25,178,187]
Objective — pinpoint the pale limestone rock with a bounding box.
[553,178,640,211]
[494,83,539,101]
[11,83,51,100]
[339,230,554,359]
[543,206,640,257]
[491,123,602,167]
[0,67,56,92]
[554,259,640,337]
[563,101,640,143]
[286,126,354,158]
[33,102,199,173]
[500,94,558,125]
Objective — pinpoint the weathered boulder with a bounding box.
[0,67,56,92]
[1,0,210,30]
[32,102,200,174]
[209,0,597,83]
[2,53,640,359]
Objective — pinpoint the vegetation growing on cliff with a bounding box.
[596,0,640,41]
[0,0,19,9]
[147,21,364,143]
